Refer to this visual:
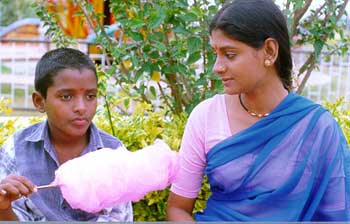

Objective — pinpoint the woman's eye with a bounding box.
[226,52,236,58]
[61,95,72,101]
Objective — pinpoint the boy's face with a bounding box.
[35,68,98,139]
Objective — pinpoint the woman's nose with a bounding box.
[212,61,226,74]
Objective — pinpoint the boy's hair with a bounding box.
[34,48,97,98]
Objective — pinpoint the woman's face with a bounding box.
[210,29,269,95]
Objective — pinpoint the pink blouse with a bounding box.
[170,94,232,198]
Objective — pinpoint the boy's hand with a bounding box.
[0,174,36,210]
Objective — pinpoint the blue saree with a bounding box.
[195,93,350,221]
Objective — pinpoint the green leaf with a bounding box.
[173,26,190,35]
[177,63,187,75]
[293,0,304,9]
[135,70,143,82]
[162,65,177,74]
[106,66,116,75]
[187,52,201,64]
[141,62,152,73]
[313,40,324,60]
[187,36,202,54]
[129,32,144,41]
[73,11,84,17]
[123,98,130,109]
[152,42,167,52]
[36,11,43,17]
[128,19,145,29]
[149,50,160,59]
[149,8,166,29]
[150,86,157,97]
[181,12,197,22]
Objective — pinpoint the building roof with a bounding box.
[0,18,42,38]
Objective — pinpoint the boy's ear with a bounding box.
[32,91,45,113]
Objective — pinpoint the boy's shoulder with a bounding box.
[9,121,123,149]
[91,124,123,149]
[11,121,46,141]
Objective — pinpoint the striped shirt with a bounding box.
[0,121,133,221]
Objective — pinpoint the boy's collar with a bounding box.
[24,120,104,150]
[25,121,47,142]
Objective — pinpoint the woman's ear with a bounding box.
[263,38,279,67]
[32,91,45,113]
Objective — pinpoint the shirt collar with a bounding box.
[24,120,104,151]
[24,120,47,142]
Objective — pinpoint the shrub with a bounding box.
[94,101,200,221]
[0,97,348,221]
[324,97,350,145]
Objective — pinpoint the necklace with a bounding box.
[238,94,269,118]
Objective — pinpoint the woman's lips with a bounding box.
[222,78,234,87]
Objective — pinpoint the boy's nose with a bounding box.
[73,98,87,114]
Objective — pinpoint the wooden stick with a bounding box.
[36,184,57,190]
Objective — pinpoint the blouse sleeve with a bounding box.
[170,99,211,198]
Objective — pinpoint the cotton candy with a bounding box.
[51,139,179,213]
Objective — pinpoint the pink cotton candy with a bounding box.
[52,139,179,213]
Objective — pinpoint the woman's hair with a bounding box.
[210,0,293,91]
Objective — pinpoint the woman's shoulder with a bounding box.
[186,94,225,128]
[190,94,225,116]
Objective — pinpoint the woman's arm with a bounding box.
[166,192,196,221]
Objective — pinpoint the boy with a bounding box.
[0,48,133,221]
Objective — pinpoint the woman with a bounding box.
[166,0,349,221]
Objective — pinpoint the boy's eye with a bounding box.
[61,95,72,101]
[86,94,97,100]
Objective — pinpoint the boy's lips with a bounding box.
[71,118,89,126]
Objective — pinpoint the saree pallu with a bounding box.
[195,93,350,221]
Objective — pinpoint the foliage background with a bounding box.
[0,0,36,26]
[0,0,350,221]
[0,97,349,221]
[32,0,350,115]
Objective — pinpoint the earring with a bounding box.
[264,59,272,67]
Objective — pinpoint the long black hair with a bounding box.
[210,0,293,91]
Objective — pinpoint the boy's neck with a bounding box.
[52,138,89,164]
[49,130,90,164]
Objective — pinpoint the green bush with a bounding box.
[94,101,210,221]
[324,97,350,144]
[0,97,348,221]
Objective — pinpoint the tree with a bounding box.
[0,0,37,26]
[30,1,350,221]
[283,0,349,94]
[32,0,349,115]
